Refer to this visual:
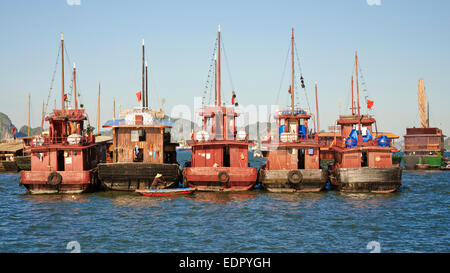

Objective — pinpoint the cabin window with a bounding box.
[139,129,146,142]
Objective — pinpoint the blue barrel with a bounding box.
[362,128,372,142]
[298,125,307,139]
[349,129,358,139]
[279,125,285,139]
[377,135,390,147]
[345,138,358,148]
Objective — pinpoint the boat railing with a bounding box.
[30,135,95,147]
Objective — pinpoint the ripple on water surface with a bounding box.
[0,171,449,252]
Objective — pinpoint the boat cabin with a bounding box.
[29,109,101,173]
[332,114,394,169]
[263,108,321,170]
[103,109,177,165]
[189,105,250,168]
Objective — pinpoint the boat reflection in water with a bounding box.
[187,191,258,204]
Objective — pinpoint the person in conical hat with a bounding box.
[151,173,166,189]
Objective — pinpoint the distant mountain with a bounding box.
[170,117,200,142]
[0,112,17,140]
[19,126,42,137]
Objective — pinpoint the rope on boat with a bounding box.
[44,44,61,118]
[276,43,291,106]
[220,36,236,103]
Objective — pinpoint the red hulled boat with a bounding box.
[20,34,102,194]
[182,25,257,191]
[329,52,402,193]
[259,28,328,192]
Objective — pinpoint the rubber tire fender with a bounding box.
[217,171,230,183]
[287,170,303,184]
[48,171,62,186]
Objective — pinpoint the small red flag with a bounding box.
[63,94,68,101]
[136,91,141,102]
[11,128,15,135]
[288,85,291,94]
[367,100,374,109]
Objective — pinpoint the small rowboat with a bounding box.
[136,188,195,197]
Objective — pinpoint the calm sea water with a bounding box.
[0,153,448,253]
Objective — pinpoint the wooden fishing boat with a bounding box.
[182,25,257,191]
[97,39,179,192]
[403,80,446,170]
[259,28,327,193]
[136,187,195,197]
[329,52,402,193]
[20,34,103,194]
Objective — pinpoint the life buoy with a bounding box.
[217,171,230,183]
[287,170,303,184]
[48,172,62,186]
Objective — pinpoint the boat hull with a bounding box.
[334,167,402,193]
[183,167,257,192]
[136,187,195,196]
[259,169,328,192]
[98,162,180,191]
[404,155,442,170]
[20,170,98,194]
[0,161,18,173]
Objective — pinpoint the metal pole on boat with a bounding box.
[142,39,145,109]
[73,63,78,110]
[61,33,65,114]
[113,98,116,120]
[315,82,319,134]
[98,81,101,135]
[28,93,31,137]
[351,76,355,115]
[214,54,217,106]
[218,25,221,107]
[291,28,295,114]
[355,52,363,145]
[145,60,148,109]
[41,100,44,135]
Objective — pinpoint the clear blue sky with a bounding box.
[1,0,449,137]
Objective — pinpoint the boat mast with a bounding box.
[214,54,217,106]
[315,82,319,134]
[28,93,31,136]
[98,81,101,135]
[41,100,44,135]
[145,60,148,109]
[61,33,65,113]
[355,51,362,144]
[291,28,295,114]
[351,76,355,115]
[218,25,221,107]
[73,63,78,110]
[142,39,145,109]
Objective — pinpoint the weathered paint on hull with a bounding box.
[184,167,257,192]
[259,169,328,192]
[20,170,97,194]
[98,162,180,191]
[335,167,402,193]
